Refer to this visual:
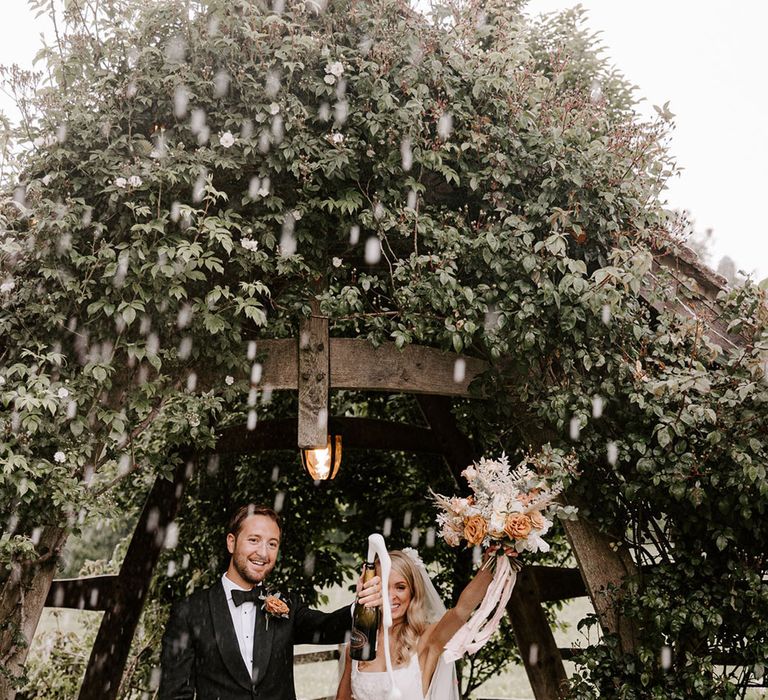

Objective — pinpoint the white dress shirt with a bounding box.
[221,573,260,674]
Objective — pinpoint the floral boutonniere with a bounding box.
[260,591,290,629]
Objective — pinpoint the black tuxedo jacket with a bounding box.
[159,580,351,699]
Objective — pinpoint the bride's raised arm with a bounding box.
[422,546,512,653]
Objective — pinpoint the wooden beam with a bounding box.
[298,316,330,448]
[77,457,194,700]
[44,575,118,611]
[507,566,568,700]
[251,338,488,397]
[330,338,486,396]
[530,565,587,602]
[562,511,640,655]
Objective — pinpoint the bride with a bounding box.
[335,547,502,700]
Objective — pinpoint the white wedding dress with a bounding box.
[351,655,424,700]
[350,653,458,700]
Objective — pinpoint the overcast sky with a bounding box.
[1,0,766,281]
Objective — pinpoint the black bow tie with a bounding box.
[232,587,262,607]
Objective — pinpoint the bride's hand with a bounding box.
[481,543,517,567]
[356,573,383,608]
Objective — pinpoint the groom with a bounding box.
[159,504,381,699]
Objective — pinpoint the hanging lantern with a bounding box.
[300,435,342,480]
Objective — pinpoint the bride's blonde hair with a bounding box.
[384,550,431,667]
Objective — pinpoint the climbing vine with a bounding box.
[1,0,766,697]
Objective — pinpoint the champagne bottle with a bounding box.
[349,559,380,661]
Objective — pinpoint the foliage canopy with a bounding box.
[1,0,767,697]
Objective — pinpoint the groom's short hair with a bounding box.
[227,504,282,537]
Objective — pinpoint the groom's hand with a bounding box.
[355,574,382,608]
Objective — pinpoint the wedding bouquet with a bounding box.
[433,449,578,661]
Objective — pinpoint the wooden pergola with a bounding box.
[42,243,753,700]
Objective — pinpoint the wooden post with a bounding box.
[562,512,640,654]
[77,457,194,700]
[507,567,568,700]
[298,315,330,449]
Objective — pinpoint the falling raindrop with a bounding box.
[250,363,263,384]
[177,304,193,329]
[592,395,604,418]
[66,400,77,419]
[349,225,360,245]
[261,386,273,404]
[247,389,258,407]
[528,642,540,665]
[173,85,189,118]
[56,124,68,142]
[303,552,316,576]
[140,315,152,336]
[437,112,453,140]
[146,507,160,533]
[280,214,297,257]
[191,108,206,134]
[179,337,193,360]
[185,372,197,391]
[569,417,581,441]
[383,517,392,537]
[265,70,281,98]
[113,254,129,288]
[258,130,271,153]
[406,190,417,211]
[601,304,612,325]
[453,358,466,384]
[30,527,42,544]
[410,528,420,546]
[318,102,331,122]
[364,237,381,264]
[247,409,257,430]
[213,69,230,98]
[182,554,190,570]
[271,115,284,143]
[118,454,132,475]
[272,0,285,13]
[192,173,207,202]
[167,561,177,577]
[271,466,280,482]
[660,645,672,670]
[164,522,179,548]
[247,340,257,360]
[484,308,500,331]
[425,527,435,548]
[53,588,65,607]
[146,333,159,357]
[589,79,603,103]
[472,545,482,567]
[334,100,348,126]
[358,35,372,55]
[13,185,26,208]
[403,510,412,528]
[373,202,385,220]
[607,441,619,465]
[400,138,413,171]
[166,36,187,64]
[241,118,254,139]
[206,455,220,475]
[274,491,285,512]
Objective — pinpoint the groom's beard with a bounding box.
[232,551,276,585]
